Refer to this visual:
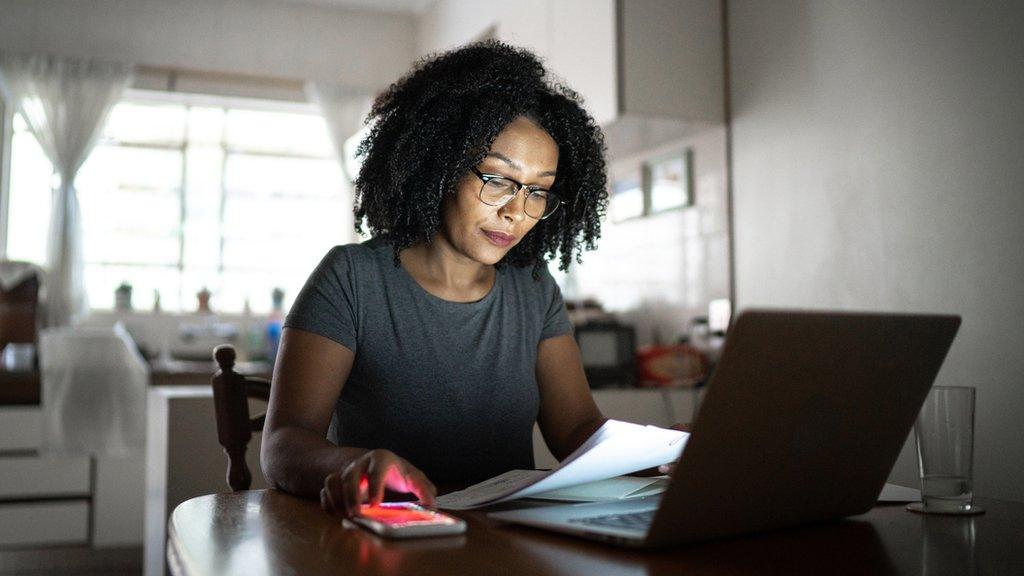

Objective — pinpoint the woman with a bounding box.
[262,41,613,518]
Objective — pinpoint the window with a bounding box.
[6,92,349,313]
[7,113,54,266]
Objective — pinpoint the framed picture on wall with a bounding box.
[648,148,694,213]
[608,166,645,222]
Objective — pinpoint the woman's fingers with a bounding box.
[657,423,690,476]
[323,473,347,517]
[320,486,337,516]
[366,456,390,507]
[340,460,368,517]
[326,450,438,518]
[670,422,692,433]
[406,467,437,507]
[377,458,436,506]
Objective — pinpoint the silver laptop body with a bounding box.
[489,309,961,548]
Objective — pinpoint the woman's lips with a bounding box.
[483,230,515,247]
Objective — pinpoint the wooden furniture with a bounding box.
[211,344,271,491]
[144,386,270,576]
[0,263,41,406]
[1,324,149,548]
[168,489,1024,576]
[0,369,40,404]
[0,264,40,350]
[144,386,695,576]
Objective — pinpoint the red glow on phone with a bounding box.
[358,503,456,526]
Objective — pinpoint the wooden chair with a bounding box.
[211,344,271,491]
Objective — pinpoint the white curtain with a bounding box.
[0,52,132,327]
[305,81,373,184]
[306,82,373,245]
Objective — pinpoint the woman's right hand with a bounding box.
[320,449,436,518]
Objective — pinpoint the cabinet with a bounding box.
[497,0,729,157]
[419,0,724,158]
[0,408,91,547]
[0,407,145,548]
[546,0,723,130]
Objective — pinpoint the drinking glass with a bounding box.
[907,386,984,515]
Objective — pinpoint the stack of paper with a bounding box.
[437,420,688,510]
[527,476,671,502]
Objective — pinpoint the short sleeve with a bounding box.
[284,246,358,352]
[539,267,574,341]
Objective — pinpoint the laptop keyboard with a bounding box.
[569,509,656,531]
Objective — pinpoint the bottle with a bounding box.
[265,288,286,364]
[239,298,252,362]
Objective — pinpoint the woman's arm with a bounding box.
[535,333,608,461]
[261,328,435,516]
[261,328,359,497]
[536,334,692,474]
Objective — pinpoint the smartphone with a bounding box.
[350,502,467,539]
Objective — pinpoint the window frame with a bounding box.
[4,88,349,313]
[0,98,12,259]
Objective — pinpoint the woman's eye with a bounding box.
[486,179,514,191]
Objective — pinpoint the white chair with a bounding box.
[38,322,148,455]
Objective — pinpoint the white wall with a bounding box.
[0,0,416,90]
[729,0,1024,502]
[572,125,730,346]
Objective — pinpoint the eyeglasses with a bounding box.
[470,167,564,220]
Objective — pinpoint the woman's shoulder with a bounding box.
[320,236,393,269]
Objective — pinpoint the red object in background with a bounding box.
[635,344,709,388]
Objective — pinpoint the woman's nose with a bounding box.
[499,188,529,221]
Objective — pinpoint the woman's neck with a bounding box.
[399,234,495,301]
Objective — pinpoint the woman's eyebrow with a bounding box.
[485,152,557,178]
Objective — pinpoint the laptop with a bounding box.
[489,309,961,548]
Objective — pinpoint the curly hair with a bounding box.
[353,40,608,277]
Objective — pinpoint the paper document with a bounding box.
[437,420,687,510]
[527,475,671,503]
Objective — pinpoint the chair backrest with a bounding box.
[211,344,271,491]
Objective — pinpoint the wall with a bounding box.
[0,0,416,90]
[729,0,1024,502]
[572,125,730,346]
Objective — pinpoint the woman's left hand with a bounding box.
[657,422,692,476]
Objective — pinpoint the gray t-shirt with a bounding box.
[284,236,573,483]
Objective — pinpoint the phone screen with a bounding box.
[358,502,460,527]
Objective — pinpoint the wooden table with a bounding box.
[168,489,1024,575]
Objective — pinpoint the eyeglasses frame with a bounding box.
[470,167,564,220]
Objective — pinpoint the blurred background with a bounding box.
[0,0,1021,574]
